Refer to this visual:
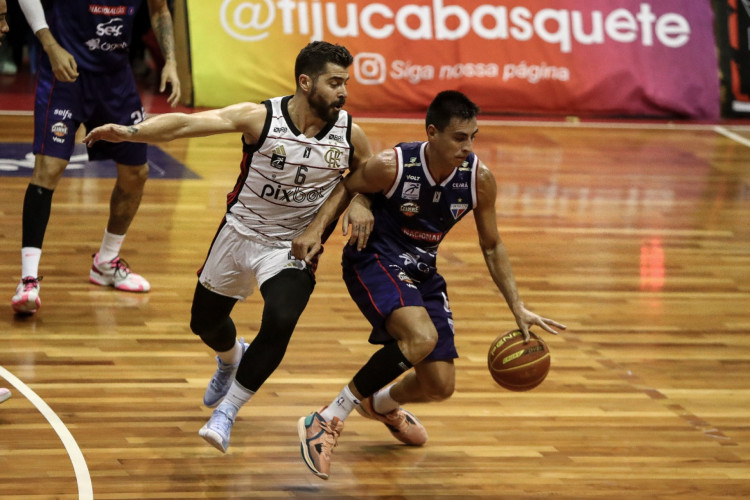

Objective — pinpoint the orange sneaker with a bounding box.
[356,396,428,446]
[297,408,344,480]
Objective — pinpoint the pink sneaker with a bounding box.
[11,276,41,315]
[90,253,150,292]
[356,396,428,446]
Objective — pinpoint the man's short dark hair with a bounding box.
[426,90,480,132]
[295,41,353,87]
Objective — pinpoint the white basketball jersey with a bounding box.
[225,96,353,246]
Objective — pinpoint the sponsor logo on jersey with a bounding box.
[328,133,344,143]
[400,202,419,217]
[89,5,129,16]
[399,252,431,275]
[96,18,124,37]
[53,108,73,121]
[260,183,325,203]
[85,38,129,52]
[402,181,420,200]
[396,271,417,289]
[51,122,68,143]
[324,147,343,168]
[452,182,468,189]
[459,160,472,171]
[433,191,441,202]
[404,156,420,168]
[450,203,469,219]
[270,145,286,170]
[273,126,288,134]
[401,227,442,243]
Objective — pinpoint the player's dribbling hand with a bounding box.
[513,305,566,342]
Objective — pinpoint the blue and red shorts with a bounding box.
[342,248,458,361]
[33,59,147,166]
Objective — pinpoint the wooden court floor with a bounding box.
[1,114,750,498]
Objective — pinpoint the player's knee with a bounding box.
[261,302,299,340]
[189,312,213,337]
[421,376,455,402]
[117,164,149,189]
[31,157,67,188]
[403,328,438,364]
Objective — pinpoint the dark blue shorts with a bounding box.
[342,249,458,361]
[33,60,147,166]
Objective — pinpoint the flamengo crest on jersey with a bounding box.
[225,95,352,246]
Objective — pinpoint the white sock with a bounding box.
[321,386,360,422]
[372,384,399,414]
[222,380,255,410]
[216,339,243,365]
[21,247,42,279]
[98,229,125,263]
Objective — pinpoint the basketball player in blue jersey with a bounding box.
[293,90,566,480]
[11,0,181,315]
[83,41,375,454]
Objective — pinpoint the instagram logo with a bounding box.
[354,53,386,85]
[220,0,275,42]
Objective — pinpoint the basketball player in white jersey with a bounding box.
[84,41,374,453]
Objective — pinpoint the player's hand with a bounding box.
[160,60,181,108]
[342,196,373,251]
[47,43,78,82]
[83,124,134,147]
[513,304,566,342]
[292,228,323,265]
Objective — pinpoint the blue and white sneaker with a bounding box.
[199,402,238,453]
[203,338,249,407]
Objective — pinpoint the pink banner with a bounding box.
[191,1,720,119]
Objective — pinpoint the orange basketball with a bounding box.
[487,329,550,391]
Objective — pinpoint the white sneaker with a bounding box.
[89,253,150,292]
[0,388,11,404]
[11,276,41,315]
[203,339,249,408]
[199,402,238,453]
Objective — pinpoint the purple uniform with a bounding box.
[33,0,146,165]
[342,141,479,360]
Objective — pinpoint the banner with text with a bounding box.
[186,0,720,119]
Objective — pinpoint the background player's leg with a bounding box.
[106,162,148,237]
[12,154,68,314]
[89,162,151,292]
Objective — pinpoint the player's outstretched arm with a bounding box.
[474,162,566,341]
[83,102,264,146]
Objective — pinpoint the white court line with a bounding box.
[0,366,93,500]
[714,125,750,148]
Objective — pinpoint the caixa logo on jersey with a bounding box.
[260,183,325,203]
